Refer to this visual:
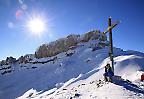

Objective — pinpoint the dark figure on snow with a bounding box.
[104,63,114,82]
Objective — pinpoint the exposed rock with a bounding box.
[35,30,108,58]
[6,56,16,65]
[0,60,7,66]
[65,50,75,57]
[18,54,34,64]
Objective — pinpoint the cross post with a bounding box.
[108,17,114,73]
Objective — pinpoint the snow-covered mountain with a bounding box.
[0,34,144,99]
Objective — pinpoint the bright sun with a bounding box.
[27,18,46,35]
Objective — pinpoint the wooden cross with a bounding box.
[103,17,120,74]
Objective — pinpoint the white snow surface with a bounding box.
[0,40,144,99]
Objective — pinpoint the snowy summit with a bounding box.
[0,30,144,99]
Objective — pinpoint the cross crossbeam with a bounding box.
[103,20,120,34]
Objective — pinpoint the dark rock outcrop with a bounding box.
[35,30,108,58]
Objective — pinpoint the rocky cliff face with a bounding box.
[35,30,108,58]
[0,30,108,71]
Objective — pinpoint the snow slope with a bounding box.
[41,55,144,99]
[0,40,144,99]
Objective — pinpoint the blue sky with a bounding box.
[0,0,144,60]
